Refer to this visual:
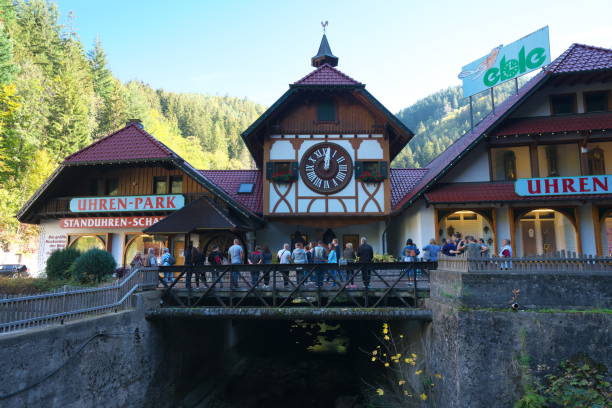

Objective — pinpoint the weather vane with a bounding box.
[321,21,328,33]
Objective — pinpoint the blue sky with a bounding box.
[56,0,612,112]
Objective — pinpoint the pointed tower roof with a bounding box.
[311,34,339,67]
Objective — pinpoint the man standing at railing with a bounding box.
[357,237,373,289]
[499,238,513,270]
[228,239,244,289]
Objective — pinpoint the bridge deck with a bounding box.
[157,262,433,309]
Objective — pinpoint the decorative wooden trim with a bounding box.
[360,182,383,212]
[529,143,539,177]
[349,138,363,152]
[271,182,294,213]
[263,139,271,216]
[574,206,582,255]
[434,208,440,243]
[592,204,602,256]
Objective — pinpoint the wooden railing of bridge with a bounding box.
[437,254,612,273]
[157,262,435,309]
[0,267,158,334]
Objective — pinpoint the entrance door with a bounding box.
[521,220,537,256]
[540,220,557,255]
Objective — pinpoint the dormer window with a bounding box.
[550,93,576,115]
[584,91,610,113]
[316,100,336,122]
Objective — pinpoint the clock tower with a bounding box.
[241,34,414,224]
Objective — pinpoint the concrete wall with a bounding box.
[426,268,612,408]
[0,292,171,408]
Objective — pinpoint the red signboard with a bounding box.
[60,216,165,229]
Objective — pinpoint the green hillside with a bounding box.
[393,79,527,168]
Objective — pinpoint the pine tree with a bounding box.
[0,21,17,85]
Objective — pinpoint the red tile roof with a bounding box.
[199,170,263,214]
[545,44,612,74]
[390,168,429,209]
[493,112,612,136]
[64,124,175,163]
[293,64,362,86]
[425,182,612,203]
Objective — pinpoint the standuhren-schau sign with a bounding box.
[515,175,612,197]
[69,194,185,213]
[458,26,550,98]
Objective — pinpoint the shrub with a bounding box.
[0,277,67,295]
[45,247,81,280]
[69,248,116,284]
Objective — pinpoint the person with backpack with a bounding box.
[248,245,264,287]
[161,247,175,284]
[277,243,292,288]
[207,245,224,288]
[312,241,327,288]
[192,245,204,288]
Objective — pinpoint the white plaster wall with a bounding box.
[441,143,491,183]
[387,200,434,257]
[357,140,383,160]
[269,140,295,160]
[511,84,612,118]
[38,219,146,273]
[579,204,597,255]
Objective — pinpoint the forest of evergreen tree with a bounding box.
[0,0,528,251]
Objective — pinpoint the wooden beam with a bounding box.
[434,207,440,244]
[491,207,498,255]
[574,207,582,255]
[529,143,539,177]
[508,207,516,256]
[592,205,603,256]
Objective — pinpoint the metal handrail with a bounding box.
[0,267,158,334]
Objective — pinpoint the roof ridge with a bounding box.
[293,63,362,85]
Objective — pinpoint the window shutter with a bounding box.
[291,161,299,176]
[379,161,388,179]
[354,161,363,179]
[266,162,273,180]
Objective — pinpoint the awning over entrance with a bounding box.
[143,197,251,234]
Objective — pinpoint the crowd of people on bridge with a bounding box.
[132,232,513,289]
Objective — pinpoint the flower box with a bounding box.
[266,161,298,183]
[355,161,388,183]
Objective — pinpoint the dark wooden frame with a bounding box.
[583,90,611,113]
[549,93,577,115]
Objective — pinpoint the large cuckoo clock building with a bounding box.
[17,36,612,272]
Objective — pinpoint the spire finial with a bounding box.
[311,25,338,68]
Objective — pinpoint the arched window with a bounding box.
[503,151,517,181]
[587,147,606,175]
[68,235,105,252]
[124,234,168,266]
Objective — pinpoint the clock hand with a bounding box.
[324,148,330,170]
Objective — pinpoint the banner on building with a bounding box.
[69,195,184,213]
[515,175,612,196]
[60,216,165,229]
[458,26,550,98]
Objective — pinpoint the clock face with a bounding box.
[300,142,353,194]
